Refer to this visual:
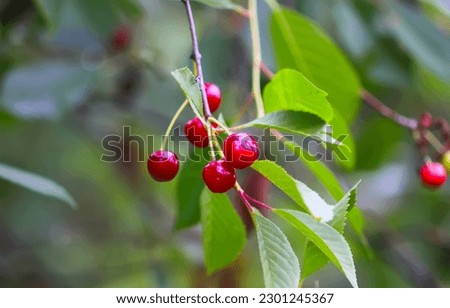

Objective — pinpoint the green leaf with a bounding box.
[0,62,95,120]
[303,185,359,279]
[251,160,310,212]
[240,110,325,136]
[270,8,361,123]
[330,184,358,233]
[302,243,329,279]
[263,69,333,122]
[253,211,300,288]
[0,163,76,208]
[171,67,204,119]
[278,138,345,201]
[275,209,358,287]
[200,189,246,273]
[328,111,356,170]
[386,1,450,81]
[252,160,357,219]
[175,156,207,230]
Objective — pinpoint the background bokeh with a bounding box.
[0,0,449,287]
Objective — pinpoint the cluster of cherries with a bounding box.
[147,83,259,193]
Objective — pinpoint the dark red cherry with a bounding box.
[202,160,236,193]
[420,162,447,188]
[223,133,259,169]
[205,82,222,113]
[184,117,217,148]
[147,150,179,182]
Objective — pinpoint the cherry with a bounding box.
[418,112,433,129]
[147,150,179,182]
[111,25,132,51]
[223,133,259,169]
[184,117,217,148]
[442,151,450,172]
[203,160,236,193]
[205,82,222,113]
[420,162,447,188]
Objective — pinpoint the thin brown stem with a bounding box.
[182,0,213,118]
[236,185,254,213]
[243,192,273,210]
[259,62,275,79]
[360,89,418,130]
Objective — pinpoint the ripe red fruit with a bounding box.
[184,117,217,148]
[111,25,132,51]
[418,112,433,129]
[147,150,179,182]
[223,133,259,169]
[205,82,222,113]
[420,162,447,188]
[202,160,236,193]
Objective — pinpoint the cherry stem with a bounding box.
[243,192,273,211]
[206,124,217,160]
[182,0,213,119]
[249,0,265,118]
[360,89,418,130]
[425,131,445,153]
[160,99,189,151]
[259,62,275,79]
[236,186,254,213]
[208,117,231,135]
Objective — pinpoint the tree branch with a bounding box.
[360,89,418,130]
[182,0,212,118]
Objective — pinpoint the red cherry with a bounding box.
[223,133,259,169]
[418,112,433,129]
[111,25,132,51]
[184,117,217,148]
[205,82,222,113]
[202,160,236,193]
[147,150,179,182]
[420,162,447,188]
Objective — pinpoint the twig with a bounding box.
[360,89,418,130]
[236,184,254,213]
[259,62,275,79]
[182,0,213,118]
[243,192,273,210]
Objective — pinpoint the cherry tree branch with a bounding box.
[182,0,213,118]
[360,90,418,130]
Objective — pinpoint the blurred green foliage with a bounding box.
[0,0,449,287]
